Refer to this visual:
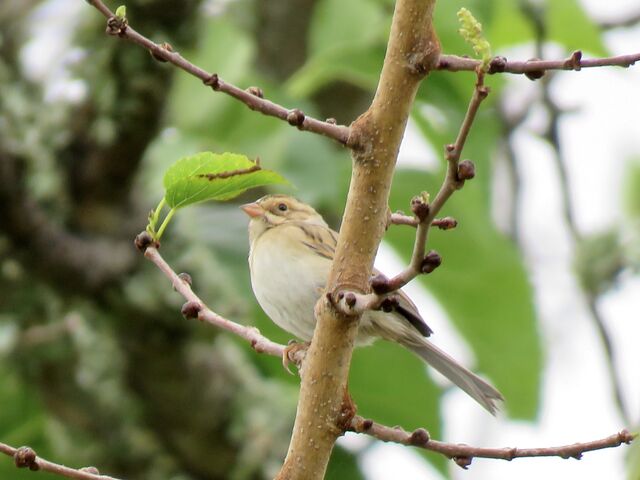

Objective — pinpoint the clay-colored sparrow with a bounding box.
[242,194,503,413]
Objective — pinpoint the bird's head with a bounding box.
[241,194,327,243]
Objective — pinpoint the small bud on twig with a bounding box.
[409,428,430,446]
[80,467,100,474]
[370,273,392,294]
[177,272,193,287]
[411,192,430,221]
[344,292,357,308]
[325,117,337,124]
[432,216,458,230]
[362,419,374,430]
[203,73,220,90]
[134,231,156,252]
[457,159,476,181]
[14,447,39,471]
[421,250,442,274]
[287,109,306,127]
[454,456,473,469]
[151,42,173,62]
[488,56,507,74]
[181,301,202,320]
[524,58,545,81]
[246,86,264,98]
[380,297,399,313]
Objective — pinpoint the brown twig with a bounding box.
[0,443,118,480]
[143,246,291,359]
[349,416,636,467]
[388,213,458,229]
[84,0,351,145]
[437,50,640,75]
[376,71,489,294]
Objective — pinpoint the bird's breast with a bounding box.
[249,230,327,341]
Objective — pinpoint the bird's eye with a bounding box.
[277,203,288,212]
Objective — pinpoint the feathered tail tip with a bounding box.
[408,340,503,415]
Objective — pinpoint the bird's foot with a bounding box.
[282,340,309,375]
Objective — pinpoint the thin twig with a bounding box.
[0,443,118,480]
[349,416,636,467]
[388,213,458,229]
[379,71,489,294]
[83,0,351,145]
[144,246,290,359]
[438,51,640,75]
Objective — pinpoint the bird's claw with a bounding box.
[282,340,309,374]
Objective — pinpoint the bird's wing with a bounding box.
[295,222,433,338]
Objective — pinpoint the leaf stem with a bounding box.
[155,207,176,240]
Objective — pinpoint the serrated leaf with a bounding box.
[163,152,288,209]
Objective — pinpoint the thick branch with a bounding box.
[349,417,636,467]
[276,1,440,479]
[0,443,118,480]
[438,50,640,75]
[84,0,350,145]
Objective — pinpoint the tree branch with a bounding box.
[374,72,488,294]
[142,244,293,360]
[83,0,350,145]
[0,443,119,480]
[276,1,441,478]
[349,417,636,467]
[438,50,640,75]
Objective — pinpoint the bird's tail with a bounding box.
[407,340,503,414]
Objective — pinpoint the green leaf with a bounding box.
[163,152,288,209]
[114,5,126,19]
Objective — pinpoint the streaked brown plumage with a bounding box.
[243,194,503,414]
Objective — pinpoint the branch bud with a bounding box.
[134,231,156,252]
[454,456,473,469]
[287,109,306,127]
[409,428,430,446]
[177,272,193,287]
[246,86,264,98]
[524,58,545,81]
[80,467,100,474]
[181,301,202,320]
[410,192,430,221]
[457,160,476,181]
[380,297,399,313]
[370,273,392,294]
[14,447,39,471]
[488,56,507,74]
[420,250,442,274]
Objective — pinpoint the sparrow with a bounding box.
[242,194,503,414]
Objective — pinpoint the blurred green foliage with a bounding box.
[0,0,634,479]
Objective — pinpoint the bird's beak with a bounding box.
[240,202,264,218]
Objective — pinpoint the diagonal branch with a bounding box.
[371,71,489,296]
[83,0,350,145]
[142,244,290,359]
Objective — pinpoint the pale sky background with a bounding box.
[19,0,640,479]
